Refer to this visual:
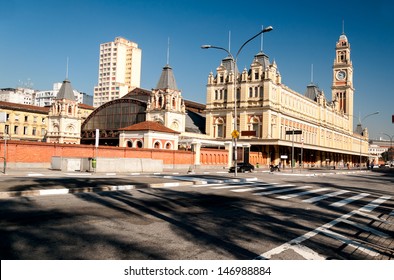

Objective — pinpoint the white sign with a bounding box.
[281,155,288,159]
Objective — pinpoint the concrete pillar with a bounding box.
[192,141,202,165]
[225,141,233,168]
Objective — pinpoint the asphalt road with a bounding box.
[0,170,393,260]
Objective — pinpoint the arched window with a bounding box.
[249,116,260,138]
[127,140,133,148]
[165,142,172,149]
[215,117,225,138]
[172,97,176,109]
[154,141,161,149]
[135,140,143,148]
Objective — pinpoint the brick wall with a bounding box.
[0,141,233,167]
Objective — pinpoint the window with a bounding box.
[136,140,143,148]
[24,116,28,122]
[23,126,28,135]
[5,125,9,134]
[215,118,225,138]
[254,71,259,80]
[32,127,36,136]
[14,125,18,134]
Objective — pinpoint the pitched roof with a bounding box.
[56,79,76,101]
[119,121,180,134]
[156,64,178,90]
[0,101,50,114]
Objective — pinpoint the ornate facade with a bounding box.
[146,64,186,133]
[47,79,82,144]
[205,33,368,167]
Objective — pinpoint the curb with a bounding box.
[0,181,195,199]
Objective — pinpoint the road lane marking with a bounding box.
[277,187,329,200]
[230,183,276,193]
[192,183,222,188]
[337,218,390,238]
[254,185,309,196]
[359,195,391,212]
[256,195,391,260]
[330,193,370,207]
[39,189,70,195]
[212,184,248,189]
[353,210,394,225]
[318,227,379,257]
[302,190,350,203]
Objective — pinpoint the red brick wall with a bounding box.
[0,141,231,166]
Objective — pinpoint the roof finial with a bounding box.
[66,57,69,80]
[167,37,170,65]
[342,19,345,35]
[260,25,264,52]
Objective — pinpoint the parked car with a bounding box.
[229,162,255,173]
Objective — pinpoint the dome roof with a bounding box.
[339,34,348,41]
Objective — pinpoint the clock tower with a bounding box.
[331,32,354,122]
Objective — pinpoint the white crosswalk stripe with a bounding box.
[254,185,311,196]
[330,193,370,207]
[302,189,350,203]
[277,187,329,200]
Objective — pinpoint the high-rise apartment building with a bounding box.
[93,37,142,107]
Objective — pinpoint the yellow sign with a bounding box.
[231,130,240,139]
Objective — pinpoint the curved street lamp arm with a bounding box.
[201,45,233,59]
[235,26,273,60]
[361,111,379,123]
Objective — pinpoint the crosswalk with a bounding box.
[191,180,389,211]
[189,178,393,259]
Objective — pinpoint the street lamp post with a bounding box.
[202,26,273,176]
[381,133,394,163]
[358,111,379,169]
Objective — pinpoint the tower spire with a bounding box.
[167,37,170,65]
[260,25,264,52]
[228,31,231,53]
[310,64,314,83]
[342,19,345,34]
[66,57,69,79]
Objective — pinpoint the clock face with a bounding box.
[336,70,346,80]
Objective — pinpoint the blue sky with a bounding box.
[1,0,393,140]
